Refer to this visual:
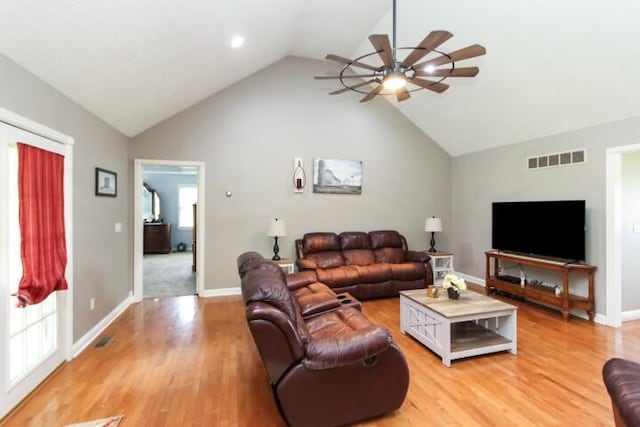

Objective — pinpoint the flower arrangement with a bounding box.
[442,274,467,291]
[442,274,466,299]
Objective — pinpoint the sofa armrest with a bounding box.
[297,258,318,270]
[406,250,430,263]
[303,325,391,370]
[286,271,318,291]
[297,293,341,317]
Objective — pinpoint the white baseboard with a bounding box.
[200,287,241,298]
[622,309,640,322]
[455,271,486,287]
[72,295,133,358]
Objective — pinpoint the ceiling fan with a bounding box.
[314,0,486,103]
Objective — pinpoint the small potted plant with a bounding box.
[442,274,467,300]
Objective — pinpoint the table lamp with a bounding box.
[267,217,287,260]
[424,216,442,253]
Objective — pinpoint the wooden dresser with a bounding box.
[144,223,171,254]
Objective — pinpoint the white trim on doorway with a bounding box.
[606,143,640,327]
[133,159,205,302]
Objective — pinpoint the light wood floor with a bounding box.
[2,289,637,426]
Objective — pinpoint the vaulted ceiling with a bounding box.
[1,0,639,156]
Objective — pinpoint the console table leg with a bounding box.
[587,310,595,322]
[562,310,569,321]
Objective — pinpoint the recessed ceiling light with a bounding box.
[231,36,245,49]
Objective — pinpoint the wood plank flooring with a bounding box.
[2,289,637,426]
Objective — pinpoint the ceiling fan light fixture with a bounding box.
[231,36,245,48]
[423,64,436,73]
[382,72,407,90]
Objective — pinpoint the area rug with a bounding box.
[64,415,123,427]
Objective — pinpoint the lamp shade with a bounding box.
[267,218,287,237]
[424,217,443,232]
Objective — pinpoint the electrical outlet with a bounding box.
[115,222,122,233]
[634,224,640,233]
[90,298,95,311]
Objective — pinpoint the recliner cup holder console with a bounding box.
[340,299,352,304]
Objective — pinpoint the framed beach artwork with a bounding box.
[313,158,362,194]
[95,167,117,197]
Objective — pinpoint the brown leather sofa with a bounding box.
[295,230,433,299]
[603,357,640,426]
[237,252,410,427]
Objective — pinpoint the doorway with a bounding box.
[133,159,205,302]
[0,109,74,418]
[606,143,640,327]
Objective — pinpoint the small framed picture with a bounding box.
[95,167,117,197]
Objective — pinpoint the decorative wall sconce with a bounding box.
[293,157,306,193]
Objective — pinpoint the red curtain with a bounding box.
[15,143,68,307]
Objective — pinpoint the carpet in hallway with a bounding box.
[143,252,195,298]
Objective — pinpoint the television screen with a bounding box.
[492,200,585,261]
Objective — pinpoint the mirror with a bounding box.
[143,183,161,222]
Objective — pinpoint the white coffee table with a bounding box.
[400,289,517,367]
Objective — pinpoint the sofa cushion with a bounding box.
[390,262,426,281]
[343,249,376,266]
[354,264,392,283]
[339,232,372,250]
[369,230,403,250]
[241,267,296,323]
[308,251,345,269]
[303,232,341,254]
[316,266,359,288]
[304,307,391,369]
[374,247,405,264]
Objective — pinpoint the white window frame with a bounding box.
[177,184,197,229]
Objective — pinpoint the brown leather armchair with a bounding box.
[295,230,433,299]
[603,357,640,426]
[238,254,410,427]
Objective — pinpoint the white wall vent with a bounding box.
[527,149,586,170]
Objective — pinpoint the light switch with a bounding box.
[634,224,640,233]
[115,222,122,233]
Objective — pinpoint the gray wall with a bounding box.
[0,54,131,341]
[130,56,452,290]
[452,116,640,316]
[622,151,640,311]
[142,170,197,250]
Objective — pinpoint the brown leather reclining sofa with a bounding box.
[237,252,410,427]
[296,230,433,299]
[603,357,640,426]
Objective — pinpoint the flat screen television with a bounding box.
[491,200,585,261]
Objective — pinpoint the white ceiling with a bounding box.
[1,0,640,156]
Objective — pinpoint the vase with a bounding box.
[447,287,460,300]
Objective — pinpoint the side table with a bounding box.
[428,251,454,284]
[272,258,295,274]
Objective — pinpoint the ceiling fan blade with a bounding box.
[415,66,479,78]
[368,34,394,67]
[329,80,377,95]
[396,87,411,102]
[401,30,453,67]
[325,54,380,72]
[409,77,449,93]
[360,83,384,103]
[416,44,486,68]
[314,74,377,80]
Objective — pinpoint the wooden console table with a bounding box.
[485,250,596,322]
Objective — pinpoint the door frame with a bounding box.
[606,143,640,327]
[0,107,74,418]
[133,159,205,301]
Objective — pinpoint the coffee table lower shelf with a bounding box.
[400,292,517,367]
